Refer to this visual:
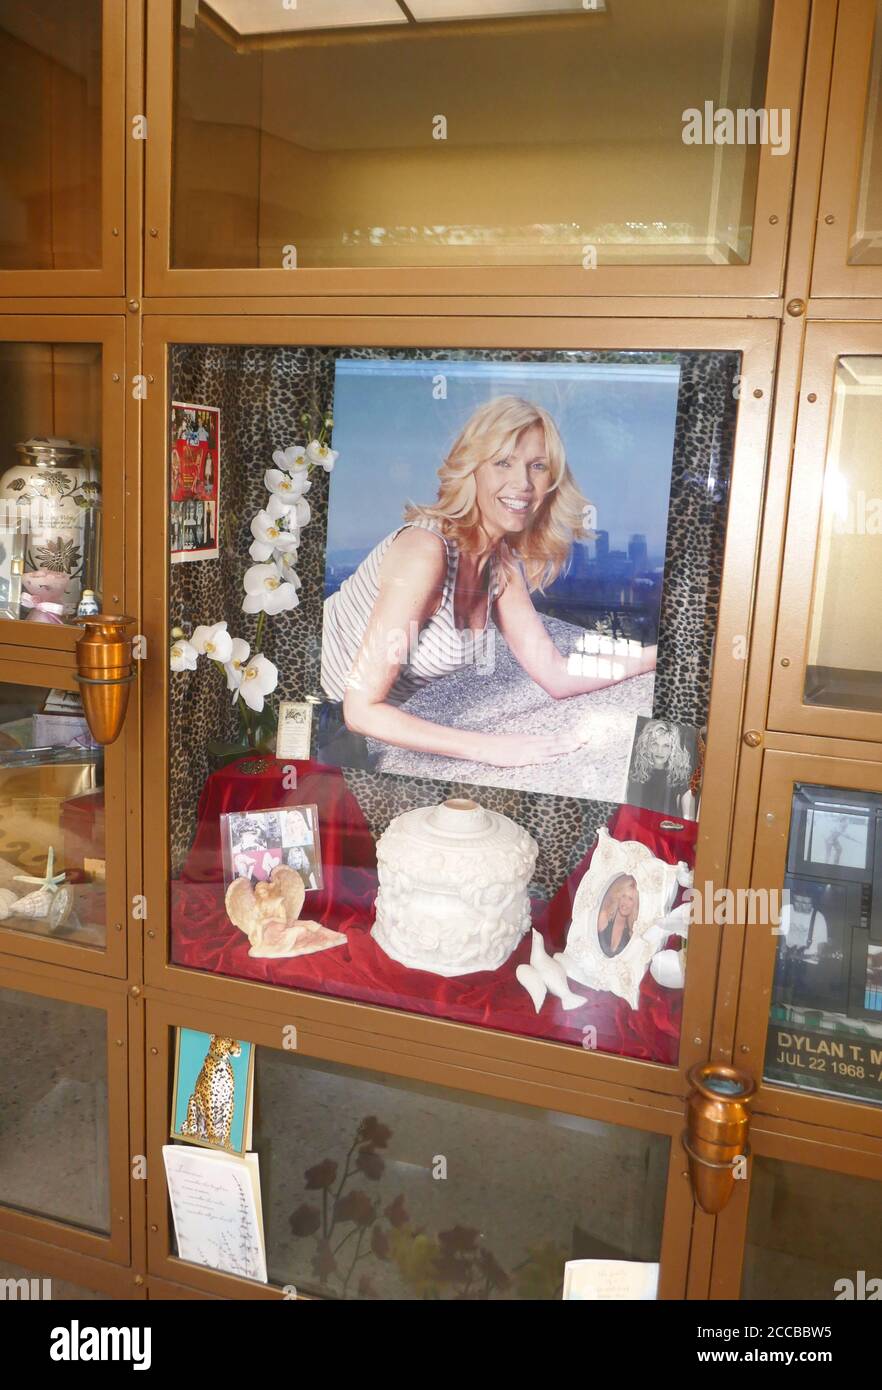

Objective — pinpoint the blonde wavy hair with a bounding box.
[405,395,589,592]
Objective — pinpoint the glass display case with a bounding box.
[141,317,776,1094]
[0,965,130,1265]
[0,0,125,294]
[146,0,804,295]
[741,1155,882,1299]
[0,320,125,654]
[735,750,882,1130]
[771,328,882,742]
[813,0,882,295]
[3,0,882,1309]
[225,1045,667,1300]
[0,681,105,948]
[146,997,688,1298]
[0,662,129,977]
[765,784,882,1108]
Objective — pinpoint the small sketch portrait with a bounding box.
[281,807,314,847]
[804,809,869,871]
[624,716,700,819]
[596,874,640,959]
[284,841,320,891]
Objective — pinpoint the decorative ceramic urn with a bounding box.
[371,798,538,977]
[0,437,101,619]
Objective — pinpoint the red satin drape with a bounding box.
[171,756,695,1061]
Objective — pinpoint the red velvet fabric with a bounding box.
[171,756,696,1062]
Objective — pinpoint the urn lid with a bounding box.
[377,797,538,881]
[16,437,87,468]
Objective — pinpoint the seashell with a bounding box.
[530,930,586,1011]
[0,888,18,920]
[515,963,547,1014]
[10,887,57,919]
[9,885,73,929]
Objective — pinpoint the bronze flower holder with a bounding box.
[682,1062,755,1215]
[75,614,137,746]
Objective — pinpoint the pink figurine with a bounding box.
[20,569,71,624]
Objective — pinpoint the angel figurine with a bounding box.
[225,864,346,960]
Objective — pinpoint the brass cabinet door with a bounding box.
[0,961,131,1265]
[734,748,882,1137]
[0,316,126,660]
[138,313,778,1298]
[711,1130,882,1299]
[709,746,882,1296]
[145,0,806,299]
[0,0,126,296]
[813,0,882,297]
[0,657,129,977]
[769,324,882,743]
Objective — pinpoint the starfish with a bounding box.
[14,846,67,894]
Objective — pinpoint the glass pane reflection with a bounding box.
[0,985,110,1233]
[743,1157,882,1300]
[849,0,882,265]
[0,683,106,949]
[172,0,773,270]
[248,1048,669,1299]
[0,0,102,271]
[804,357,882,712]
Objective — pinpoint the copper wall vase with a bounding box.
[75,613,136,745]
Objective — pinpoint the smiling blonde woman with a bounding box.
[320,395,657,770]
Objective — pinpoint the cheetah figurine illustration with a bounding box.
[180,1035,242,1149]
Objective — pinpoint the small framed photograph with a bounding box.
[275,700,315,761]
[622,716,701,821]
[556,828,686,1011]
[803,807,869,872]
[773,875,854,1016]
[220,804,323,892]
[170,401,221,564]
[170,1028,254,1157]
[0,528,25,621]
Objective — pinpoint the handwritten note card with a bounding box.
[163,1145,268,1283]
[562,1260,659,1300]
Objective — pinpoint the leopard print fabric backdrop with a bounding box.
[168,345,739,890]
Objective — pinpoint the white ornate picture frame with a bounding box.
[555,828,688,1010]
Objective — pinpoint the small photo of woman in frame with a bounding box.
[596,874,640,958]
[624,716,701,820]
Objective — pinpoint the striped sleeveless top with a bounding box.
[321,520,498,706]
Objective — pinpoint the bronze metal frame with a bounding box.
[0,658,129,978]
[733,744,882,1141]
[143,0,809,301]
[0,958,131,1265]
[0,315,127,659]
[140,312,777,1107]
[812,0,882,297]
[0,0,127,298]
[769,321,882,742]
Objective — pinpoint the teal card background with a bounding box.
[172,1028,253,1151]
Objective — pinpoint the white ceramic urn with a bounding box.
[371,797,538,977]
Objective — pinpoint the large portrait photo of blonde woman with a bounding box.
[319,356,682,801]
